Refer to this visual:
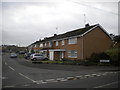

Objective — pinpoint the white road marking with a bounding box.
[96,75,101,77]
[93,81,120,88]
[75,76,82,79]
[5,62,8,65]
[92,74,97,76]
[109,72,114,74]
[2,77,8,79]
[18,73,36,82]
[46,79,55,81]
[4,85,16,88]
[67,77,75,80]
[45,79,58,83]
[8,66,15,71]
[84,75,91,77]
[23,84,30,86]
[60,79,68,82]
[46,79,56,82]
[34,80,47,84]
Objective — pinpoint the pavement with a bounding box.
[2,53,120,89]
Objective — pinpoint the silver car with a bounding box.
[10,53,17,58]
[30,53,48,61]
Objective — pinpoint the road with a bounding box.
[2,53,120,89]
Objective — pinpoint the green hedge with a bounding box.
[88,48,120,66]
[88,52,111,63]
[106,48,120,65]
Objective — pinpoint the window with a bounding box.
[45,43,47,47]
[48,42,51,47]
[40,43,43,47]
[56,41,58,46]
[62,40,65,45]
[34,45,37,48]
[68,38,77,44]
[68,50,77,58]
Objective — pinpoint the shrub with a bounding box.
[89,52,111,63]
[61,58,70,61]
[106,48,120,66]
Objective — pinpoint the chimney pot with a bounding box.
[54,34,57,36]
[85,24,90,27]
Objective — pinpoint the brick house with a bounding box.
[28,24,113,60]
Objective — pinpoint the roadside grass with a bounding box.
[41,60,97,66]
[18,54,24,59]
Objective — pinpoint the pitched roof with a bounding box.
[30,24,111,46]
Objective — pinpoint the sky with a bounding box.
[1,0,119,47]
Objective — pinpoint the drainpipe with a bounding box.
[82,36,84,60]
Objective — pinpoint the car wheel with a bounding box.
[33,58,37,61]
[43,58,48,60]
[31,59,34,61]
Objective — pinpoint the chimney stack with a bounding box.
[85,23,90,27]
[54,34,57,36]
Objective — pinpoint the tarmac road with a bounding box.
[2,53,119,89]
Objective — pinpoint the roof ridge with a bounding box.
[30,24,98,45]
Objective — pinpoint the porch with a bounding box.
[49,49,66,60]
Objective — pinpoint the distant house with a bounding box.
[28,24,113,60]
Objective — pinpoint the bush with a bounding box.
[106,48,120,66]
[89,52,111,63]
[61,58,70,61]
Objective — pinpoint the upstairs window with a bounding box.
[45,43,47,47]
[34,45,37,48]
[68,38,77,44]
[40,43,43,47]
[62,40,65,46]
[48,42,51,47]
[56,41,58,46]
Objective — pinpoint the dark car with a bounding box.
[24,53,32,59]
[19,51,26,54]
[10,53,17,58]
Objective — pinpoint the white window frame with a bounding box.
[68,38,77,44]
[56,41,58,46]
[62,40,65,46]
[68,50,77,58]
[45,43,47,47]
[40,43,43,47]
[48,42,51,47]
[34,45,37,48]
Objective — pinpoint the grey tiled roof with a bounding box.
[30,24,98,45]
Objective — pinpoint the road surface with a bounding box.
[2,53,119,89]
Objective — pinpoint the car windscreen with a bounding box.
[34,54,43,56]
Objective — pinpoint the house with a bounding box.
[28,24,113,60]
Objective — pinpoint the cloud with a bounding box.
[2,1,118,46]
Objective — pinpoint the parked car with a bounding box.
[19,51,26,54]
[10,53,17,58]
[30,53,48,61]
[24,53,32,59]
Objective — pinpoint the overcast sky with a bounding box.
[1,0,119,47]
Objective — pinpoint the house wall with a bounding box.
[83,27,113,59]
[28,26,113,61]
[52,38,82,60]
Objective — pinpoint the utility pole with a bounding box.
[84,14,86,25]
[56,27,58,34]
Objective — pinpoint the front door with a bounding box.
[60,52,64,60]
[49,51,54,60]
